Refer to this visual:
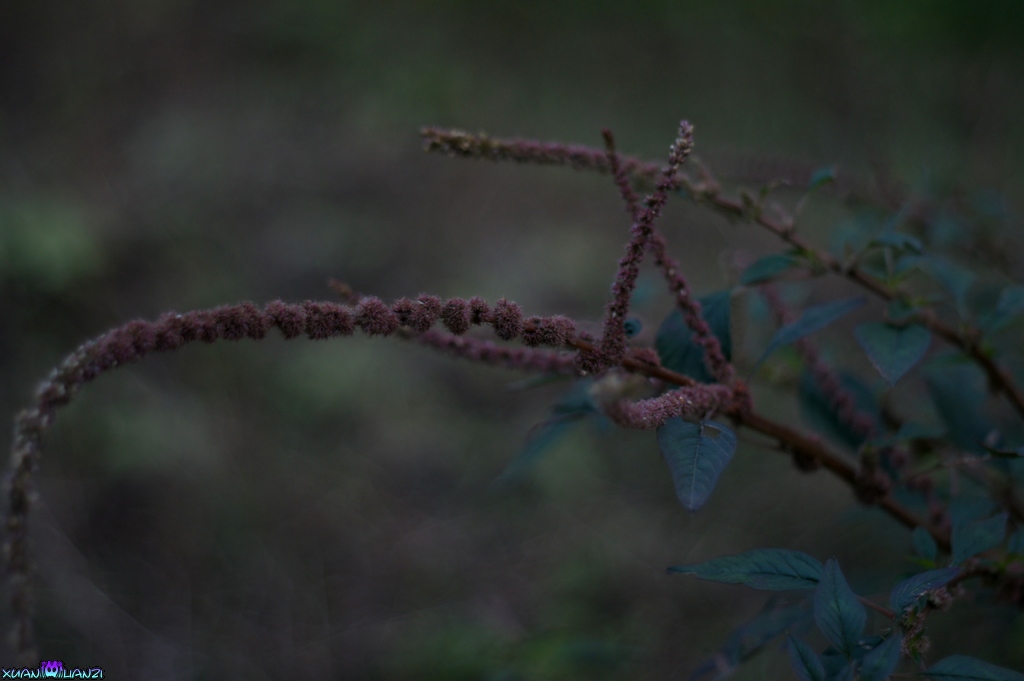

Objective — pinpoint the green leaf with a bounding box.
[855,322,932,385]
[668,548,823,590]
[889,567,960,613]
[922,655,1024,680]
[657,418,737,511]
[813,558,866,657]
[754,297,865,373]
[808,166,837,191]
[911,527,939,561]
[497,380,596,484]
[982,285,1024,334]
[870,231,924,254]
[924,256,974,315]
[952,512,1007,564]
[655,291,732,383]
[1009,528,1024,556]
[690,600,811,680]
[925,356,990,453]
[832,663,856,681]
[788,635,827,681]
[741,253,799,286]
[860,634,903,681]
[949,498,999,530]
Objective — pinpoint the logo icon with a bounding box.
[41,661,64,678]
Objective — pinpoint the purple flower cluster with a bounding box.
[758,285,876,440]
[415,330,577,375]
[603,384,735,429]
[5,293,586,660]
[592,122,694,370]
[421,127,660,178]
[603,128,734,385]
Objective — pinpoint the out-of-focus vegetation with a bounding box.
[2,1,1024,678]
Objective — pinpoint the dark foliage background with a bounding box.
[2,1,1024,678]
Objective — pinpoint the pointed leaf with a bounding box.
[656,291,732,382]
[496,414,584,484]
[741,253,799,286]
[657,418,736,511]
[925,356,990,453]
[855,322,932,385]
[889,567,960,613]
[924,256,974,315]
[911,527,938,561]
[754,297,865,373]
[923,655,1024,681]
[860,634,903,681]
[821,649,849,680]
[497,380,596,484]
[982,284,1024,334]
[668,548,823,590]
[691,600,811,678]
[813,558,866,657]
[870,231,923,254]
[949,498,999,531]
[952,512,1008,564]
[832,664,856,681]
[788,635,827,681]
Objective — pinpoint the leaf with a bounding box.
[820,649,850,681]
[799,369,879,449]
[925,356,990,453]
[982,285,1024,334]
[657,418,737,511]
[860,634,903,681]
[889,567,960,613]
[949,498,999,530]
[854,322,932,385]
[911,527,939,561]
[668,548,824,590]
[497,380,598,484]
[831,664,856,681]
[808,166,837,191]
[741,253,799,286]
[922,655,1024,681]
[1009,527,1024,556]
[753,297,866,374]
[788,635,827,681]
[690,601,811,680]
[813,558,866,657]
[870,231,924,254]
[656,291,732,383]
[924,256,974,315]
[951,512,1007,564]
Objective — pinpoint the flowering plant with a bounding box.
[7,119,1024,679]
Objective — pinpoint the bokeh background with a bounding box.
[2,1,1024,678]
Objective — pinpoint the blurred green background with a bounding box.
[2,1,1024,678]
